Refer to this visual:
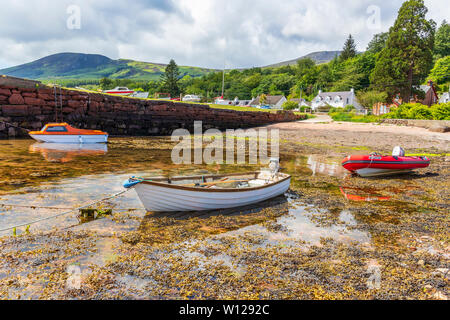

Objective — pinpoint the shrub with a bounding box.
[343,105,355,112]
[330,111,379,123]
[407,105,433,120]
[431,103,450,120]
[282,100,299,110]
[383,102,449,120]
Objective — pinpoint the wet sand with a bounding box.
[270,121,450,152]
[0,122,448,300]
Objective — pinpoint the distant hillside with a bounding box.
[265,51,342,67]
[0,53,216,81]
[0,51,344,81]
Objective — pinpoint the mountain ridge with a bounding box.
[0,51,341,80]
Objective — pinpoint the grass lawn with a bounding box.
[209,104,273,112]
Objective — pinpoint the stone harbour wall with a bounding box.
[0,84,304,138]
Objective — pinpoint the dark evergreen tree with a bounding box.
[370,0,436,101]
[161,59,181,97]
[366,32,389,54]
[340,34,357,61]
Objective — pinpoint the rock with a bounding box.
[24,97,45,105]
[8,93,25,105]
[8,127,16,137]
[429,125,450,133]
[1,105,28,116]
[0,88,11,96]
[433,291,448,300]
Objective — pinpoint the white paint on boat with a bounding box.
[356,168,413,177]
[131,174,291,212]
[29,134,108,144]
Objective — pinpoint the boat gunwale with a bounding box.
[137,172,291,193]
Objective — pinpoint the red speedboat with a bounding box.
[342,154,430,177]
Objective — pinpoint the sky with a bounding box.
[0,0,448,70]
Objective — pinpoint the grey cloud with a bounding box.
[0,0,447,70]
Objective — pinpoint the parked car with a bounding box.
[182,95,201,102]
[103,87,134,96]
[260,105,272,109]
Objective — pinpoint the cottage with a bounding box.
[439,91,450,104]
[419,81,439,106]
[372,94,402,116]
[311,89,362,111]
[249,95,287,109]
[289,98,311,108]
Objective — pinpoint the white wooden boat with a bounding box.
[124,171,291,212]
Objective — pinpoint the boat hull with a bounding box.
[29,134,108,144]
[132,176,291,212]
[354,168,413,177]
[342,155,430,177]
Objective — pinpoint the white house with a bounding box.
[311,89,363,111]
[439,91,450,104]
[214,96,252,106]
[290,98,311,108]
[249,95,287,109]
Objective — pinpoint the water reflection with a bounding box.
[0,172,145,236]
[340,187,391,202]
[307,155,347,177]
[217,202,371,247]
[29,143,108,163]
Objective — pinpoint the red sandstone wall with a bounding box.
[0,84,304,138]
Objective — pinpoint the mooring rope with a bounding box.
[0,189,130,233]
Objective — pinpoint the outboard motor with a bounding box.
[392,146,405,157]
[269,158,280,176]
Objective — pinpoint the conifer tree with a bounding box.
[340,35,357,61]
[370,0,436,101]
[161,59,181,97]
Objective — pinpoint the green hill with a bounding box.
[264,51,342,67]
[0,53,216,81]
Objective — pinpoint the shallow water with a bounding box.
[0,138,404,238]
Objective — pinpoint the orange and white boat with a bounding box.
[29,123,108,144]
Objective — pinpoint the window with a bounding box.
[45,126,68,132]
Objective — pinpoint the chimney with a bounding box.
[350,88,354,94]
[318,90,322,95]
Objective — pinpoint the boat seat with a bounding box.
[248,179,268,187]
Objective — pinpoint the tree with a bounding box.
[161,59,181,97]
[296,58,315,78]
[282,100,299,110]
[99,77,113,90]
[356,90,388,108]
[370,0,436,101]
[434,20,450,59]
[366,32,389,53]
[340,34,357,61]
[428,56,450,84]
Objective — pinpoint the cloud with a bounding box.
[0,0,448,69]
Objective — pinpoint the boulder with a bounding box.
[1,105,28,116]
[429,125,450,133]
[24,97,45,105]
[0,88,11,96]
[8,94,25,105]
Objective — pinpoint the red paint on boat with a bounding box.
[342,155,430,173]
